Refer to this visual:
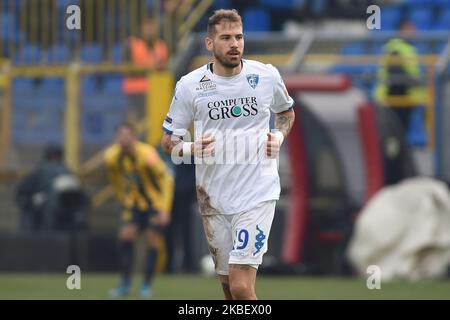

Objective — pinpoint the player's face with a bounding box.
[207,21,244,69]
[116,127,136,153]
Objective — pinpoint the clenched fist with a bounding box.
[266,131,284,158]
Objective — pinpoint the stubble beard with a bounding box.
[214,52,242,69]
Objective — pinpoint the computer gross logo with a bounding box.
[207,97,258,120]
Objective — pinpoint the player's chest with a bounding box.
[192,81,272,124]
[120,157,145,176]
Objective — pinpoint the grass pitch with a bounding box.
[0,273,450,300]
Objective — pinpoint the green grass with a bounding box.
[0,273,449,300]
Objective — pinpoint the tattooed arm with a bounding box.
[275,108,295,139]
[266,108,295,158]
[161,133,215,158]
[161,133,185,156]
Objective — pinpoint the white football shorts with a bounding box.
[201,200,276,275]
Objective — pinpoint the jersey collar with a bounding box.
[207,60,244,81]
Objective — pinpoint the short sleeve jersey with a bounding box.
[163,59,294,215]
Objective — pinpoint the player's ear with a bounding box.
[205,36,213,52]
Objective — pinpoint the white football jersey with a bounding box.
[163,59,294,215]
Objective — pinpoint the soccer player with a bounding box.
[161,9,295,300]
[105,122,174,298]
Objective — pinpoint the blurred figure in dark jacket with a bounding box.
[165,162,197,273]
[15,145,89,233]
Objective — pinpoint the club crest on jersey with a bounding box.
[246,74,259,89]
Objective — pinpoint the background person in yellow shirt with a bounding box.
[375,19,426,145]
[105,122,174,298]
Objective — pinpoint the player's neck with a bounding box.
[211,60,242,77]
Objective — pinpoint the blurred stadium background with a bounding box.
[1,0,450,299]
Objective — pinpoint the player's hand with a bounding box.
[266,132,283,158]
[194,133,216,158]
[156,211,171,227]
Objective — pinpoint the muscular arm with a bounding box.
[161,132,214,158]
[275,108,295,138]
[161,133,186,156]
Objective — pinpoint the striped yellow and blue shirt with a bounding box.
[104,141,174,213]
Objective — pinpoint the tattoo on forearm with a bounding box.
[275,109,295,138]
[162,134,183,156]
[171,138,183,156]
[170,141,178,148]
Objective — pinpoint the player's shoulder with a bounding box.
[135,142,162,165]
[135,141,156,155]
[178,64,211,87]
[136,142,161,160]
[104,144,120,163]
[243,59,278,76]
